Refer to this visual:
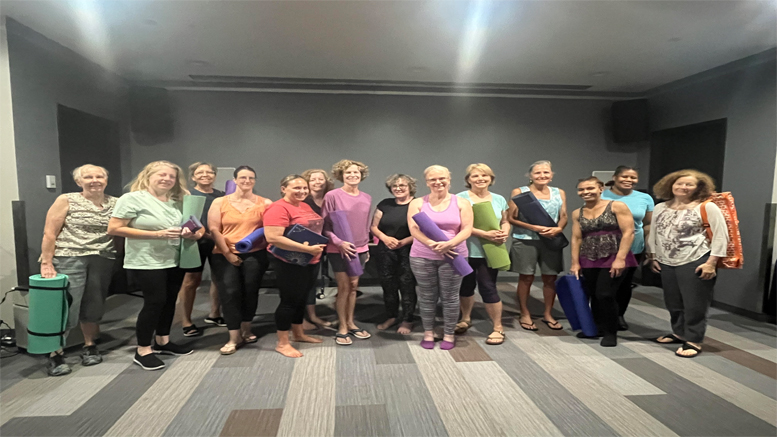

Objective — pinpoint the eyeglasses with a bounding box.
[194,171,215,176]
[392,184,409,189]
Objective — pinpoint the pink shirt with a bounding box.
[410,195,468,260]
[321,188,372,254]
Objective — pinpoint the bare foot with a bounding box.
[302,320,317,331]
[292,334,323,343]
[276,344,303,358]
[377,318,397,330]
[397,322,413,335]
[310,317,332,328]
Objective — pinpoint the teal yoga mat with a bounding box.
[27,274,70,355]
[179,195,206,269]
[471,202,511,270]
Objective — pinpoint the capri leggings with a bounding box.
[459,257,500,304]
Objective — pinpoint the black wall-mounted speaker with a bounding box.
[611,99,650,143]
[129,86,174,146]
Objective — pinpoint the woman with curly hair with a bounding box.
[301,168,335,329]
[322,159,372,345]
[372,174,417,334]
[109,161,203,370]
[647,169,728,358]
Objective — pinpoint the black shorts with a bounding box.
[182,238,216,273]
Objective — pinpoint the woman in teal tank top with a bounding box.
[507,161,568,331]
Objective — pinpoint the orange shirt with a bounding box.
[213,195,267,254]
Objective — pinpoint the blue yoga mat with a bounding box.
[555,275,597,337]
[236,228,265,253]
[511,192,569,250]
[269,224,329,265]
[412,211,473,277]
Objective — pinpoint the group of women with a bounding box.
[39,158,728,375]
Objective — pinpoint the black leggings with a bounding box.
[615,253,644,316]
[128,267,185,347]
[274,259,318,331]
[459,258,501,304]
[376,243,417,322]
[210,250,269,330]
[581,268,626,336]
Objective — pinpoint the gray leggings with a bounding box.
[410,257,463,336]
[660,255,716,343]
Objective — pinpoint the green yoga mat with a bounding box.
[472,202,511,271]
[179,195,207,269]
[27,274,70,355]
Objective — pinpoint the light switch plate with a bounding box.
[46,175,56,189]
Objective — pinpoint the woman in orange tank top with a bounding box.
[208,166,273,355]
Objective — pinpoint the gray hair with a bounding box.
[526,160,553,183]
[423,165,451,179]
[385,174,418,197]
[72,164,108,184]
[188,162,217,180]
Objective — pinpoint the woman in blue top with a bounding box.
[601,166,654,330]
[507,160,568,331]
[456,164,510,345]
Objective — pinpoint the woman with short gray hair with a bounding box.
[40,164,117,376]
[371,174,417,334]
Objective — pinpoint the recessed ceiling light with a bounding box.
[186,60,212,67]
[143,19,157,26]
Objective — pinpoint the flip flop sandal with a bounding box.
[348,328,371,339]
[520,321,539,331]
[220,341,245,355]
[242,334,258,343]
[182,325,202,337]
[655,334,684,344]
[454,320,473,335]
[541,320,564,330]
[485,330,505,345]
[335,333,353,346]
[675,342,702,358]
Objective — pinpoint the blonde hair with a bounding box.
[128,160,189,201]
[653,169,715,201]
[424,165,451,179]
[72,164,108,185]
[464,163,495,188]
[385,174,418,197]
[332,159,369,182]
[188,162,217,180]
[301,168,334,194]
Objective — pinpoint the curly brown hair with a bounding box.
[301,168,335,194]
[331,159,369,182]
[652,169,715,201]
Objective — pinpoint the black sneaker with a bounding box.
[47,353,71,377]
[204,317,226,327]
[133,351,165,371]
[81,345,103,366]
[153,341,194,356]
[617,316,629,331]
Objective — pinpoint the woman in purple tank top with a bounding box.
[570,177,636,347]
[408,165,473,350]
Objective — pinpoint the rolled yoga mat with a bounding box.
[27,274,70,355]
[412,211,474,276]
[179,195,207,269]
[555,275,597,337]
[328,210,364,276]
[236,228,266,253]
[225,180,236,195]
[471,202,511,271]
[511,191,569,250]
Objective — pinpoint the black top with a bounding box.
[191,187,225,230]
[376,197,413,240]
[303,196,323,216]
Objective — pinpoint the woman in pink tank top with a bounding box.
[408,165,473,350]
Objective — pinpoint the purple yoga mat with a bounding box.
[411,212,473,276]
[225,180,236,195]
[328,210,364,277]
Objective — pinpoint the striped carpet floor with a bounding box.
[1,282,775,436]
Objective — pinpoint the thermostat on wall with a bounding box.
[45,175,56,189]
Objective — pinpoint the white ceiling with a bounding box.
[2,0,775,92]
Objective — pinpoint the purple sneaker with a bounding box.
[440,340,455,350]
[420,340,435,349]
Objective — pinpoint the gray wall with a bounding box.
[648,55,777,313]
[7,19,130,271]
[131,91,638,213]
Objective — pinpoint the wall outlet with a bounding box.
[45,175,56,189]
